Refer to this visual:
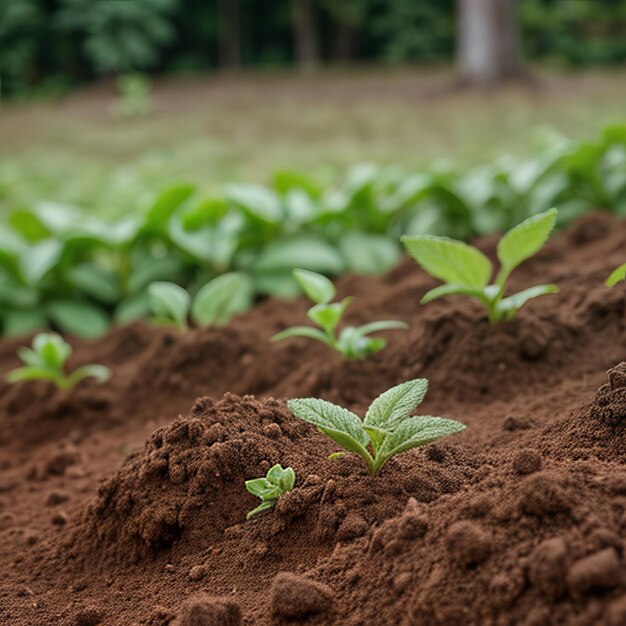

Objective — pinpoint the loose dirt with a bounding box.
[0,212,624,625]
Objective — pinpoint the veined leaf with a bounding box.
[401,235,492,289]
[287,398,372,461]
[294,269,336,304]
[496,208,557,282]
[365,379,428,432]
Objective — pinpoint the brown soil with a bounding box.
[0,211,625,626]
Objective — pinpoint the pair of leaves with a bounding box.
[245,464,296,520]
[402,208,559,323]
[288,379,465,476]
[272,269,408,360]
[6,332,110,390]
[148,272,253,330]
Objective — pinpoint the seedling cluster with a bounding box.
[245,464,296,519]
[272,269,408,360]
[6,332,110,390]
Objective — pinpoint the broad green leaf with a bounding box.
[496,208,557,282]
[375,416,466,472]
[66,364,111,388]
[245,478,272,497]
[127,256,185,294]
[5,366,60,385]
[338,232,401,275]
[293,269,336,304]
[273,170,322,198]
[0,280,38,308]
[66,264,122,304]
[420,284,485,304]
[144,183,195,232]
[496,284,559,318]
[606,263,626,287]
[287,398,372,461]
[254,237,344,275]
[226,183,283,224]
[307,297,352,333]
[401,235,492,289]
[365,379,429,432]
[148,282,190,330]
[277,466,296,491]
[252,271,302,298]
[181,197,229,229]
[20,239,63,286]
[46,300,110,339]
[271,326,332,346]
[114,292,150,324]
[191,272,253,326]
[356,320,409,336]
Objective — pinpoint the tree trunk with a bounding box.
[457,0,521,84]
[292,0,320,71]
[218,0,241,70]
[331,20,356,63]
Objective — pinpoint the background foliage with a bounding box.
[2,0,626,97]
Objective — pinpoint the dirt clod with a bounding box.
[271,572,333,619]
[567,548,622,596]
[174,594,241,626]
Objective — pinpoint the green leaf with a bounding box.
[365,379,429,432]
[245,478,272,497]
[20,239,63,286]
[401,235,492,289]
[606,263,626,287]
[356,320,409,336]
[34,332,71,370]
[46,300,110,339]
[254,237,344,275]
[307,298,352,334]
[496,284,559,318]
[2,310,47,337]
[114,291,151,324]
[65,364,111,389]
[144,183,195,233]
[226,183,283,224]
[374,416,466,473]
[420,284,485,305]
[293,269,336,304]
[336,326,386,360]
[271,326,333,346]
[5,366,60,386]
[127,256,185,294]
[191,272,253,326]
[338,232,401,275]
[288,398,372,463]
[66,264,122,304]
[148,281,190,330]
[496,208,557,283]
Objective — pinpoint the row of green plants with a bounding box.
[0,125,624,340]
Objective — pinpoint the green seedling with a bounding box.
[148,272,252,330]
[5,332,110,390]
[606,263,626,287]
[245,464,296,519]
[402,208,559,323]
[288,379,465,476]
[272,269,408,360]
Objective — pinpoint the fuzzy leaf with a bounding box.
[401,235,492,289]
[365,379,429,432]
[375,416,466,471]
[293,269,336,304]
[288,398,372,461]
[496,208,557,280]
[148,281,190,330]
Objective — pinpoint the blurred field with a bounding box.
[1,68,626,209]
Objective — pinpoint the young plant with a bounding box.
[148,272,252,330]
[606,263,626,287]
[401,208,559,323]
[245,464,296,519]
[5,332,110,390]
[272,269,408,360]
[288,379,465,476]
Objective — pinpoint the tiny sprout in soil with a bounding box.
[6,332,110,391]
[288,379,465,476]
[402,208,559,323]
[245,464,296,519]
[606,263,626,287]
[272,269,408,360]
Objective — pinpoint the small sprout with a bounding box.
[245,464,296,520]
[272,269,408,360]
[148,273,253,331]
[5,332,111,391]
[402,208,559,323]
[606,263,626,287]
[288,379,465,476]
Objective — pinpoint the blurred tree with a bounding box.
[322,0,368,62]
[292,0,320,70]
[457,0,522,83]
[218,0,241,69]
[56,0,178,74]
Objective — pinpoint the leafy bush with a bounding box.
[288,379,465,476]
[6,332,110,390]
[402,208,559,323]
[245,464,296,519]
[272,269,408,360]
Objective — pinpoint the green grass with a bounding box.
[1,68,625,216]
